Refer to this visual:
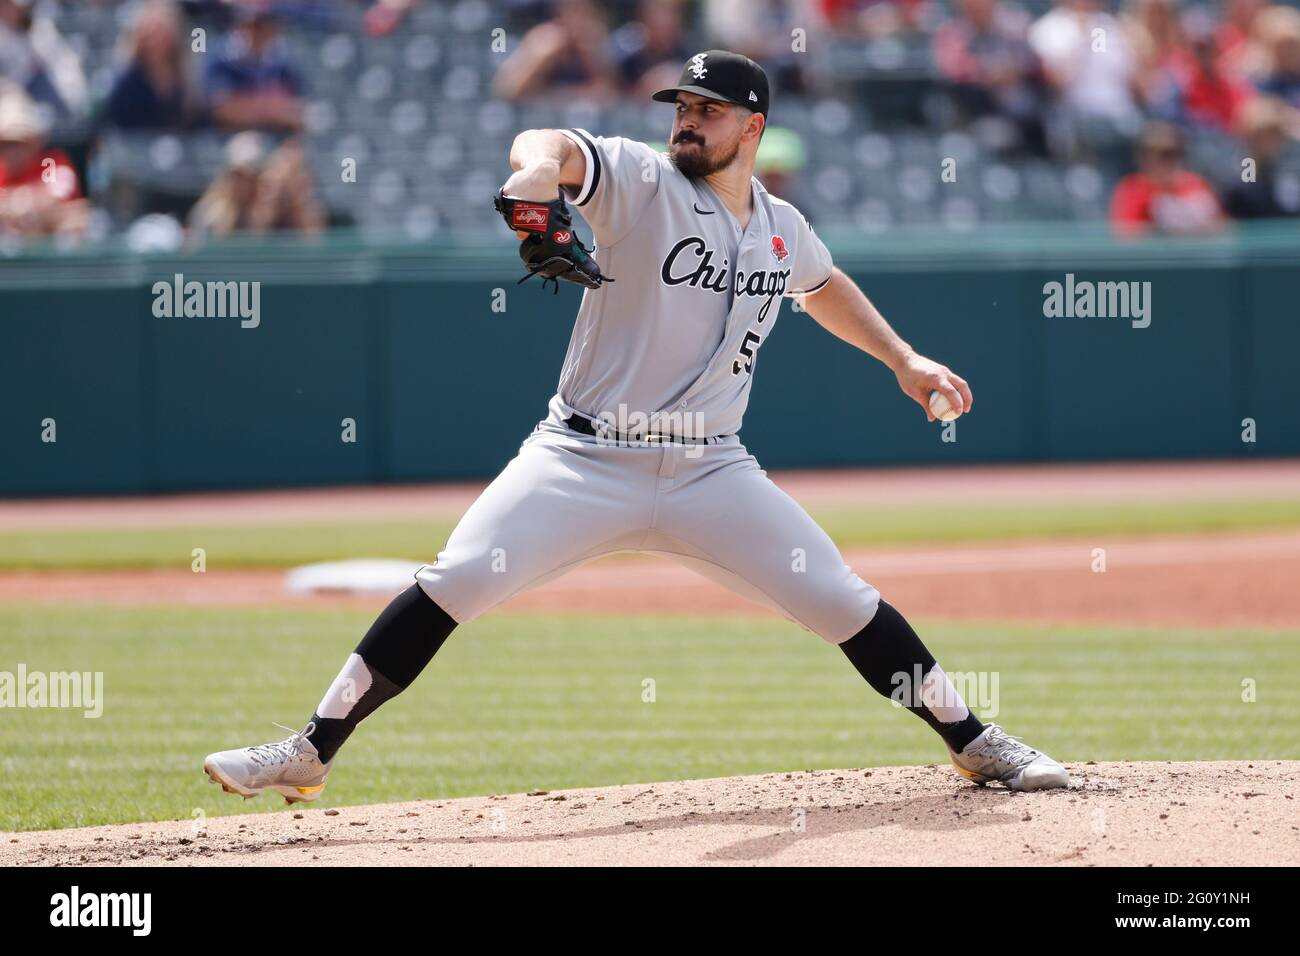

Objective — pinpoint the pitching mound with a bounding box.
[4,761,1296,867]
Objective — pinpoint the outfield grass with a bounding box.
[1,603,1296,831]
[3,497,1300,569]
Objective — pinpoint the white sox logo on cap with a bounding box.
[652,50,769,117]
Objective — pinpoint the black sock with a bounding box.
[838,600,985,753]
[306,584,457,763]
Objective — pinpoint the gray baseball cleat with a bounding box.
[948,723,1070,792]
[203,721,333,805]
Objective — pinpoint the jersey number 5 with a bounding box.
[732,331,762,376]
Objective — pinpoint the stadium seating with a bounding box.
[37,0,1300,239]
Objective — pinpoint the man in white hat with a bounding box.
[0,83,87,238]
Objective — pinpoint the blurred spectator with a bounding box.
[101,0,205,130]
[753,126,808,204]
[705,0,808,93]
[187,131,324,239]
[0,0,89,119]
[814,0,926,38]
[0,84,89,239]
[1126,0,1189,119]
[493,0,617,103]
[360,0,418,38]
[1222,95,1300,218]
[265,1,337,31]
[1217,0,1266,78]
[1177,14,1252,131]
[932,0,1046,153]
[1030,0,1143,160]
[1110,121,1224,235]
[611,0,694,98]
[177,0,237,21]
[1253,5,1300,109]
[179,0,333,29]
[204,5,305,131]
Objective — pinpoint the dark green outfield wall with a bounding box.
[1,225,1296,495]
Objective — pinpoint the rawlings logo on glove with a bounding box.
[493,189,614,294]
[511,204,550,230]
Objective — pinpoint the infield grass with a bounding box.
[2,603,1296,831]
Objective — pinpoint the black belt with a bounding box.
[563,412,730,445]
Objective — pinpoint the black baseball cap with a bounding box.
[652,50,770,118]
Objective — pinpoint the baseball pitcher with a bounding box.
[204,51,1069,804]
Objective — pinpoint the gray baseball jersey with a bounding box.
[415,129,879,644]
[552,128,834,439]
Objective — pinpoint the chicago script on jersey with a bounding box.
[660,236,790,323]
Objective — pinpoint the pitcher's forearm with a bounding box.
[509,129,571,173]
[803,268,914,372]
[505,130,587,200]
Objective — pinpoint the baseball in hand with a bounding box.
[928,389,963,422]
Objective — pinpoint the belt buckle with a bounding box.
[643,432,667,444]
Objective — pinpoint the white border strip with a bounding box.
[558,128,597,205]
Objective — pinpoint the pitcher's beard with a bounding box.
[669,137,740,179]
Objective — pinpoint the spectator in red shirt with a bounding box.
[1179,19,1252,131]
[0,83,88,239]
[1127,2,1251,130]
[1110,121,1224,236]
[815,0,925,37]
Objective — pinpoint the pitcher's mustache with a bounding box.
[674,132,703,145]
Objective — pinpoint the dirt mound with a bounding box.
[4,761,1295,867]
